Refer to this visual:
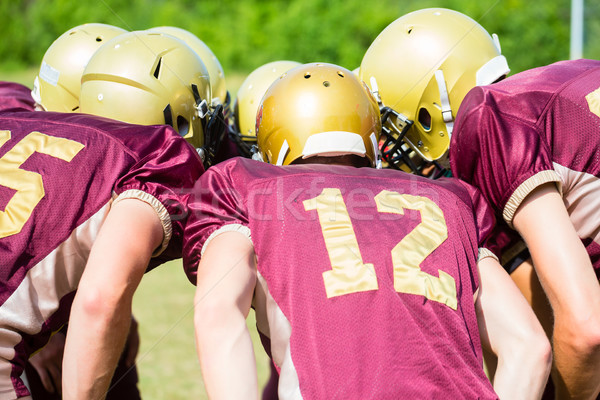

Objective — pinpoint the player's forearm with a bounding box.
[62,289,133,399]
[196,307,258,399]
[476,257,552,399]
[62,199,161,399]
[194,230,258,399]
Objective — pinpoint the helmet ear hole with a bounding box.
[418,107,431,131]
[177,116,190,136]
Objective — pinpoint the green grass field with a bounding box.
[132,260,271,399]
[0,68,38,87]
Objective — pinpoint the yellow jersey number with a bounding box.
[0,131,84,238]
[304,188,457,310]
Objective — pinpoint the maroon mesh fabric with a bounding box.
[184,157,498,399]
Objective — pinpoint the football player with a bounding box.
[65,29,228,399]
[0,30,220,400]
[0,107,203,400]
[21,22,145,400]
[360,7,600,399]
[185,63,550,399]
[78,30,227,169]
[231,60,301,158]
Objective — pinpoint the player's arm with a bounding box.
[62,198,163,400]
[513,182,600,399]
[194,230,258,400]
[476,256,552,400]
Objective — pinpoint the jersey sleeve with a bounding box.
[0,82,35,112]
[486,220,530,273]
[450,87,561,226]
[182,160,251,284]
[109,123,205,266]
[455,179,499,263]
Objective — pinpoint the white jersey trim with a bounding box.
[503,170,562,227]
[302,131,367,158]
[200,224,252,257]
[553,162,600,245]
[478,247,499,263]
[254,271,302,400]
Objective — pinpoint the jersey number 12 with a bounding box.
[304,188,457,310]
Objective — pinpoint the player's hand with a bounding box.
[123,315,140,368]
[28,331,66,394]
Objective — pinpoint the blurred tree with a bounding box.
[0,0,587,78]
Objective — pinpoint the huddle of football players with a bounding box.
[0,5,598,400]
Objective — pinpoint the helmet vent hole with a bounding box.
[418,108,432,131]
[153,57,162,79]
[337,71,345,78]
[407,27,413,34]
[323,81,330,87]
[304,73,311,79]
[191,83,201,104]
[177,116,190,136]
[95,36,103,42]
[163,104,173,127]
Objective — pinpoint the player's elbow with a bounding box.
[194,287,249,344]
[194,293,220,336]
[76,286,109,317]
[498,323,552,376]
[561,313,600,358]
[532,334,553,376]
[74,284,129,325]
[520,329,552,371]
[194,291,234,343]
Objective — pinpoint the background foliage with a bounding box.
[1,0,599,81]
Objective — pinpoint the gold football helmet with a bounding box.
[233,60,301,157]
[256,62,382,167]
[147,26,229,109]
[360,8,509,169]
[79,31,226,166]
[32,23,127,112]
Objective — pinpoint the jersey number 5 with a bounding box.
[304,188,457,310]
[0,131,84,238]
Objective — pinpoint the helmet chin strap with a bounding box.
[195,99,209,119]
[369,132,382,169]
[434,70,454,138]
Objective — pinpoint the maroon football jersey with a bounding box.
[184,157,498,399]
[0,110,203,398]
[0,82,35,112]
[450,59,600,271]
